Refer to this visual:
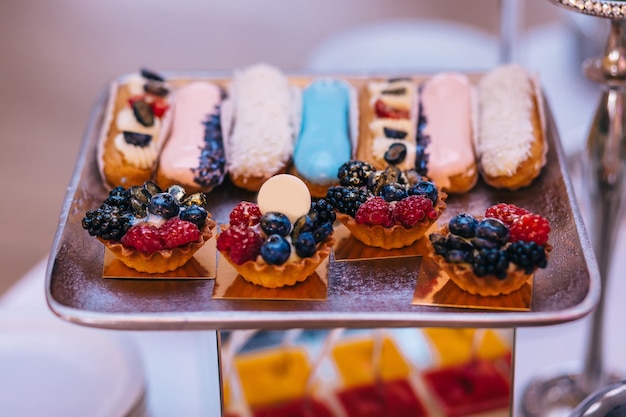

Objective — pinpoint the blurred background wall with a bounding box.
[0,0,569,294]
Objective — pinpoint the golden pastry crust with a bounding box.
[220,235,335,288]
[100,219,215,274]
[479,92,546,190]
[336,192,447,250]
[427,223,551,296]
[228,165,288,193]
[290,166,336,199]
[446,167,478,195]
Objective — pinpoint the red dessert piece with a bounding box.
[253,397,335,417]
[337,379,427,417]
[423,360,511,417]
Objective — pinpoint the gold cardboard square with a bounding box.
[333,224,426,261]
[212,254,328,301]
[412,249,532,311]
[102,238,217,279]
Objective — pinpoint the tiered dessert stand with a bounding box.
[520,1,626,415]
[43,4,610,416]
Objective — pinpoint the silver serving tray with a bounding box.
[45,72,600,330]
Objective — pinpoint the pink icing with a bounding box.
[421,73,475,189]
[159,82,222,186]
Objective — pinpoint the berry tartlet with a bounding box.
[217,175,336,288]
[326,161,447,249]
[428,203,551,296]
[82,181,215,274]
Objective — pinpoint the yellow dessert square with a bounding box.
[423,328,509,367]
[331,336,410,388]
[234,347,311,408]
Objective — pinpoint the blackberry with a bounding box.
[448,213,478,238]
[310,199,336,226]
[367,165,404,195]
[505,241,548,273]
[446,234,474,252]
[472,248,509,279]
[445,249,474,264]
[337,160,375,187]
[326,186,370,217]
[429,233,448,255]
[104,186,130,210]
[167,185,186,202]
[82,205,133,241]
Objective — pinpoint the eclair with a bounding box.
[292,79,355,198]
[419,73,478,194]
[156,81,226,194]
[97,69,173,189]
[476,65,547,190]
[223,63,299,191]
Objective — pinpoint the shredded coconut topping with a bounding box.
[226,63,294,179]
[477,65,534,177]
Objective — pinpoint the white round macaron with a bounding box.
[257,174,311,223]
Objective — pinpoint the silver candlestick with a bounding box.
[521,1,626,416]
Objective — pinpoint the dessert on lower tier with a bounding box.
[326,161,446,249]
[422,359,511,417]
[419,73,477,194]
[476,64,547,190]
[217,174,335,288]
[81,181,215,273]
[292,79,354,198]
[223,63,299,191]
[428,203,551,296]
[156,81,226,193]
[97,68,173,189]
[357,78,418,172]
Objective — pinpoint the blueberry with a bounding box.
[475,218,509,247]
[384,143,408,165]
[383,127,407,139]
[381,183,408,202]
[294,232,317,258]
[179,205,207,228]
[148,192,180,218]
[448,213,478,238]
[429,233,448,255]
[312,222,333,243]
[291,215,315,240]
[122,131,152,147]
[260,212,291,237]
[260,235,291,265]
[408,180,438,204]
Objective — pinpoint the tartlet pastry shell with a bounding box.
[336,192,447,250]
[219,235,335,288]
[99,219,215,274]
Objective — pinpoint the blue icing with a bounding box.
[294,79,351,184]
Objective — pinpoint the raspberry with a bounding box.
[485,203,530,227]
[509,214,550,245]
[355,197,393,227]
[374,99,409,119]
[229,201,262,227]
[392,195,436,227]
[216,226,264,264]
[121,224,163,253]
[160,218,201,249]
